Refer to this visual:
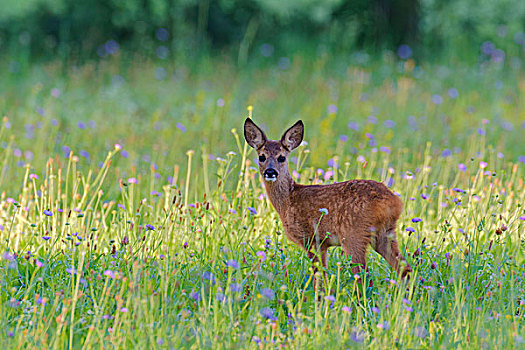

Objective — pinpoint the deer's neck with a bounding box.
[264,173,294,216]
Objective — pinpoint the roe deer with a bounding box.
[244,118,412,290]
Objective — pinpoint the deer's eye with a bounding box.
[277,155,286,163]
[259,155,266,162]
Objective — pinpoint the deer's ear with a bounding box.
[281,120,304,151]
[244,119,267,149]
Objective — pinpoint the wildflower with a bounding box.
[256,251,267,262]
[261,288,275,300]
[120,307,128,313]
[350,329,365,343]
[226,259,240,269]
[29,174,39,180]
[327,104,338,114]
[405,306,413,312]
[260,307,274,319]
[411,217,422,223]
[379,146,391,154]
[42,236,51,241]
[189,290,201,302]
[441,149,452,157]
[431,261,438,269]
[448,88,459,98]
[402,298,410,305]
[372,307,380,314]
[453,188,464,193]
[247,207,257,215]
[145,224,155,231]
[397,44,412,59]
[127,177,137,184]
[228,208,237,214]
[479,161,488,169]
[319,208,329,215]
[114,144,122,151]
[216,293,225,302]
[176,123,187,133]
[342,306,352,313]
[377,321,390,330]
[431,94,444,105]
[35,260,43,268]
[66,267,76,275]
[230,283,242,293]
[43,210,53,217]
[325,295,335,303]
[103,270,115,279]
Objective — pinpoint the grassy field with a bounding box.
[0,53,524,348]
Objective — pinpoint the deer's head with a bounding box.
[244,119,304,183]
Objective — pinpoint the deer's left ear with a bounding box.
[281,120,304,151]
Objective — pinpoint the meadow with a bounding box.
[0,51,524,348]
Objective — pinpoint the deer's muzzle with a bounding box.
[263,168,278,182]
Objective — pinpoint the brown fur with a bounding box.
[244,119,412,289]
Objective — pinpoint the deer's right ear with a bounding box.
[244,119,267,149]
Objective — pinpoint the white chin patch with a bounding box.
[264,176,277,182]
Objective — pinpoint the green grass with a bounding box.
[0,53,524,348]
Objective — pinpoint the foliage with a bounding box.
[0,0,524,60]
[0,49,524,347]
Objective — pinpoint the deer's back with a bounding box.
[281,179,402,247]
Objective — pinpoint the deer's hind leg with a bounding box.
[340,235,370,289]
[372,227,412,279]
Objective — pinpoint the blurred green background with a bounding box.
[1,0,524,62]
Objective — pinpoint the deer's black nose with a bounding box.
[264,168,278,179]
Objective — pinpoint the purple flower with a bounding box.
[190,290,201,302]
[453,188,464,193]
[256,251,267,262]
[458,163,467,172]
[350,330,365,343]
[448,88,459,99]
[406,227,415,233]
[379,146,391,154]
[402,298,411,305]
[384,120,395,128]
[372,307,380,314]
[441,149,452,157]
[319,208,329,215]
[431,94,443,105]
[145,224,155,231]
[518,156,525,164]
[176,123,187,133]
[43,210,53,217]
[347,122,360,130]
[230,283,242,293]
[226,259,240,269]
[342,306,352,313]
[325,295,336,303]
[411,217,422,223]
[247,207,257,215]
[66,267,76,275]
[103,270,115,279]
[421,194,428,200]
[261,288,275,300]
[397,44,412,59]
[42,236,51,241]
[120,307,128,313]
[327,104,338,114]
[405,306,413,312]
[260,307,274,319]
